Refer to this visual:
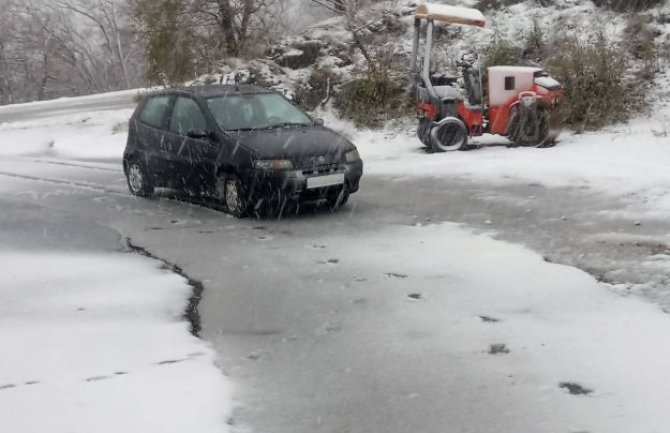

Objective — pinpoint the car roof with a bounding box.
[149,84,275,99]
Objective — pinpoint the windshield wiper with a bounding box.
[263,122,308,130]
[227,127,255,132]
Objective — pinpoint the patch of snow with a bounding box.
[283,48,304,57]
[316,221,670,432]
[0,252,232,433]
[0,109,132,160]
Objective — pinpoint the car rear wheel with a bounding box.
[126,160,154,197]
[216,174,249,218]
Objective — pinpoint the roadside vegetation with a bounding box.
[0,0,667,132]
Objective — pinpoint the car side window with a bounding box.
[139,96,171,128]
[169,97,207,135]
[504,76,515,91]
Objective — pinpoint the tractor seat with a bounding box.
[464,102,484,112]
[430,73,458,86]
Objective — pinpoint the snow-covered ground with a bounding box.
[0,251,232,433]
[1,33,670,427]
[2,97,670,431]
[2,1,670,431]
[308,221,670,433]
[0,109,133,160]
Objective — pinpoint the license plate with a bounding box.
[306,173,345,189]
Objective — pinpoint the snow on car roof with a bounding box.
[415,3,486,27]
[144,85,276,100]
[185,85,275,98]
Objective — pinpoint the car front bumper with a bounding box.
[248,160,363,201]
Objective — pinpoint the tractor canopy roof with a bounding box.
[415,3,485,27]
[488,66,543,73]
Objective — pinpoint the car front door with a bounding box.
[165,96,217,192]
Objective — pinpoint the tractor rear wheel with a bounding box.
[430,117,468,152]
[508,109,550,148]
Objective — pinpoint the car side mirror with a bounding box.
[313,118,325,126]
[187,130,210,139]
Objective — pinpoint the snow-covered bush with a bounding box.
[484,36,524,68]
[546,34,632,131]
[293,68,342,111]
[624,15,660,79]
[591,0,665,12]
[334,68,408,128]
[475,0,525,11]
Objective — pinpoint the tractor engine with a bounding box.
[487,66,563,147]
[458,55,482,107]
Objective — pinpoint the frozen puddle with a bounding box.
[0,252,231,433]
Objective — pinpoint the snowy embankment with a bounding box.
[0,252,232,433]
[0,109,133,160]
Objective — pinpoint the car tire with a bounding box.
[216,173,249,218]
[328,188,349,211]
[126,160,154,197]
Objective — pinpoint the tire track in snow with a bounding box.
[0,170,125,194]
[0,352,207,392]
[29,158,123,173]
[0,168,232,218]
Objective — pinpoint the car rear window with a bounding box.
[139,96,171,128]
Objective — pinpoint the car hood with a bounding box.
[233,126,356,164]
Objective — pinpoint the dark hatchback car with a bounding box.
[123,85,363,217]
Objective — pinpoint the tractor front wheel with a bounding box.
[430,117,468,152]
[418,117,433,148]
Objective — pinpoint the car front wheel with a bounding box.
[328,188,349,211]
[126,160,154,197]
[216,174,249,218]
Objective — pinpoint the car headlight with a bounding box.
[254,159,294,170]
[345,149,360,163]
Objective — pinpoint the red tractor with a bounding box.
[409,3,564,152]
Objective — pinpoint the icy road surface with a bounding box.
[2,102,670,433]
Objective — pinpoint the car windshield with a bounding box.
[207,93,312,131]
